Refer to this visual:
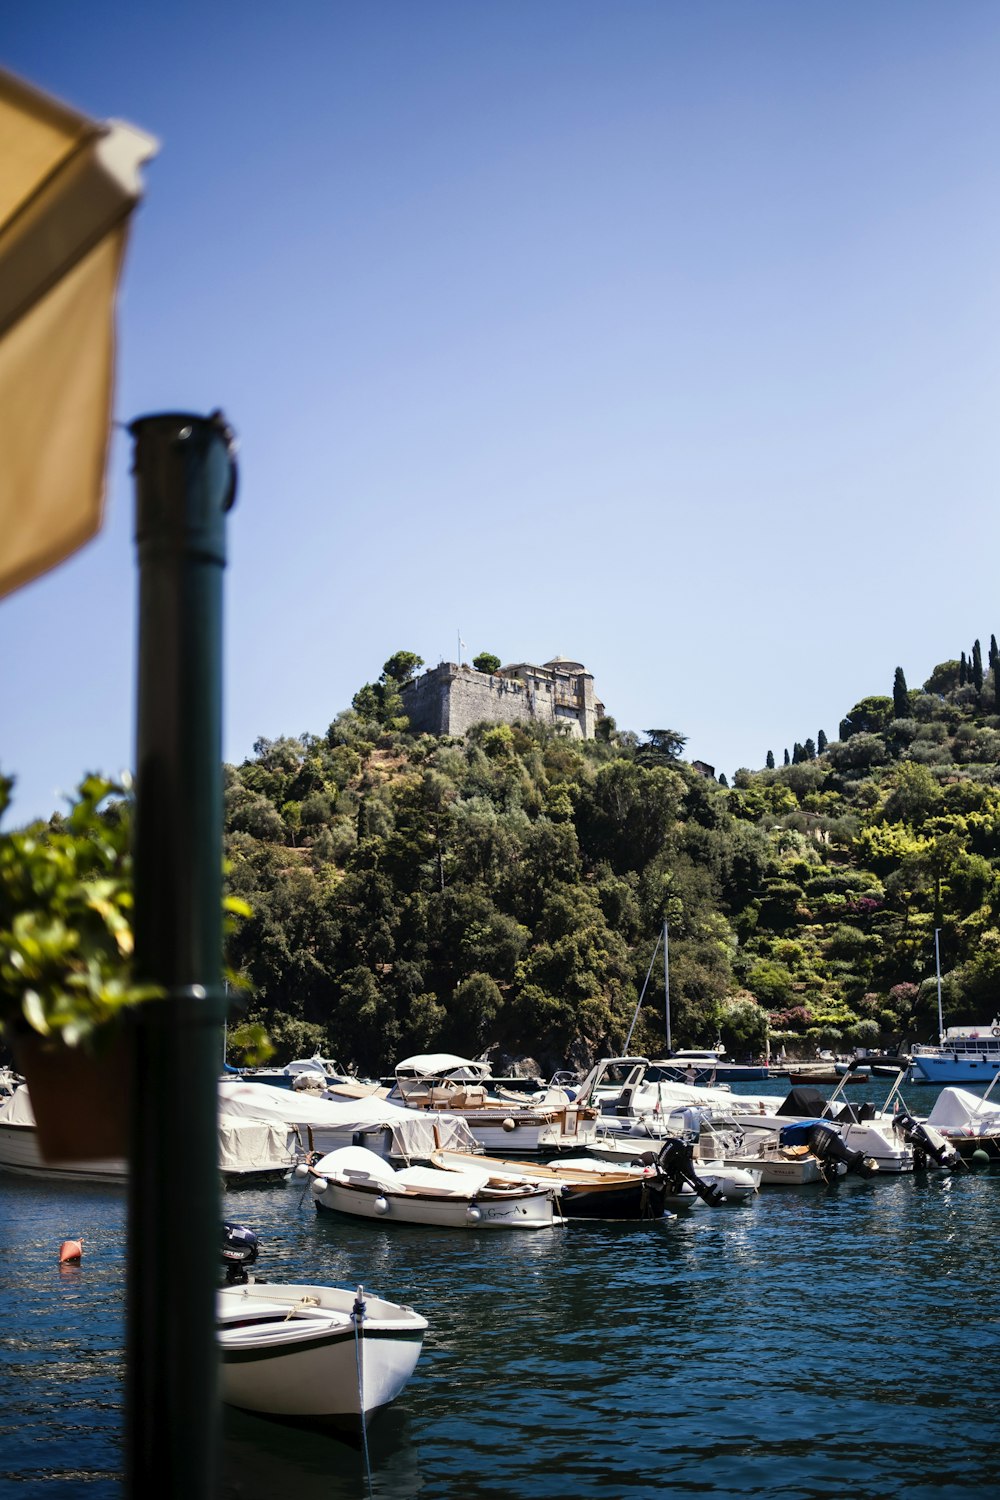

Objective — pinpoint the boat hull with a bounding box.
[314,1178,555,1229]
[907,1057,1000,1085]
[0,1122,126,1184]
[218,1282,426,1424]
[726,1148,835,1186]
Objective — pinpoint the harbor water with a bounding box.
[2,1079,1000,1499]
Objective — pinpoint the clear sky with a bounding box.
[4,2,1000,822]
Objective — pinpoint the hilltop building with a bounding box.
[400,656,606,740]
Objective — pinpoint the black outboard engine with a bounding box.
[892,1108,960,1170]
[222,1222,259,1285]
[807,1123,879,1179]
[655,1138,725,1206]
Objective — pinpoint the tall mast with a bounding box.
[934,927,944,1041]
[663,918,671,1053]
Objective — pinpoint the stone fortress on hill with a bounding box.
[400,656,606,740]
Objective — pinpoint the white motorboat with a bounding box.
[720,1124,850,1186]
[582,1128,760,1204]
[0,1082,127,1184]
[0,1084,299,1187]
[727,1087,913,1173]
[229,1053,360,1091]
[218,1224,426,1427]
[386,1053,600,1154]
[307,1144,556,1229]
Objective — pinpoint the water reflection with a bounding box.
[3,1131,1000,1498]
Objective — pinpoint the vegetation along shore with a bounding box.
[200,639,1000,1077]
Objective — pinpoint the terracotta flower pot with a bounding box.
[12,1028,129,1162]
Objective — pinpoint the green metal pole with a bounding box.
[125,412,237,1499]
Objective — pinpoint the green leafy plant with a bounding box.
[0,773,255,1053]
[0,774,155,1049]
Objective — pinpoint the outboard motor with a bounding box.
[221,1222,259,1285]
[655,1137,725,1206]
[893,1108,961,1171]
[806,1122,879,1179]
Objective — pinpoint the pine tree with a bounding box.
[892,666,909,718]
[960,651,967,686]
[817,729,828,754]
[783,749,790,766]
[765,750,775,770]
[973,639,984,694]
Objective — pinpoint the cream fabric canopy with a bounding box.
[0,68,156,599]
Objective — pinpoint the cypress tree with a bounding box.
[718,772,729,788]
[766,750,775,770]
[990,634,998,672]
[817,729,828,754]
[973,639,984,694]
[893,666,909,718]
[995,666,1000,714]
[792,742,804,764]
[804,737,816,760]
[783,748,790,766]
[960,651,967,686]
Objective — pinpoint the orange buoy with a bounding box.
[59,1239,83,1264]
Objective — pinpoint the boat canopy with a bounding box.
[925,1087,1000,1129]
[776,1086,830,1118]
[218,1080,417,1127]
[0,1084,36,1126]
[394,1054,491,1080]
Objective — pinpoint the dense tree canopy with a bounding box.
[216,641,1000,1075]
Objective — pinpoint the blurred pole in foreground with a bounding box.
[126,412,237,1497]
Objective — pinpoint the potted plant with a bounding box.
[0,773,158,1159]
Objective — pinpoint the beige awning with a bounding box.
[0,68,156,599]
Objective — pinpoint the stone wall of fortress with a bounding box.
[401,663,595,739]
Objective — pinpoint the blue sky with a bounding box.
[4,2,1000,821]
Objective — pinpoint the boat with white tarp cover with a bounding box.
[0,1083,299,1186]
[217,1078,478,1160]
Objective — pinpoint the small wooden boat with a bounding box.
[308,1145,556,1229]
[429,1148,672,1220]
[218,1225,426,1427]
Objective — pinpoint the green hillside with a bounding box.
[222,644,1000,1074]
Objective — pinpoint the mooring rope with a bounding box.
[353,1286,374,1499]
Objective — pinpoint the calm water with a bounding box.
[2,1080,1000,1500]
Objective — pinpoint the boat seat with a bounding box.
[394,1164,492,1194]
[428,1086,462,1107]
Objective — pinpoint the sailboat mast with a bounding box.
[934,927,944,1041]
[663,919,671,1053]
